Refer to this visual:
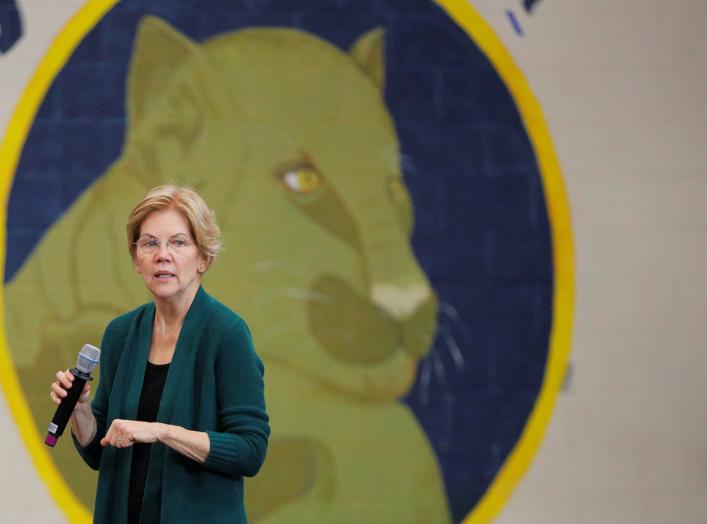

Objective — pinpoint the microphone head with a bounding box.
[75,344,101,375]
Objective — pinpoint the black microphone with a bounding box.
[45,344,101,447]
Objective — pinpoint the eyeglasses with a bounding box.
[134,235,195,255]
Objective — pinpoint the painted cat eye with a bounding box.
[280,165,324,194]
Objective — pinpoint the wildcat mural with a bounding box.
[3,1,570,522]
[4,15,451,522]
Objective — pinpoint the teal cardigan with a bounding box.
[73,286,270,523]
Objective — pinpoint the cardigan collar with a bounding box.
[120,285,210,425]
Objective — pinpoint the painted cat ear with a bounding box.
[349,27,386,93]
[127,16,203,127]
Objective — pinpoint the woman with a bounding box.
[50,185,270,523]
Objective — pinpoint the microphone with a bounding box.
[45,344,101,447]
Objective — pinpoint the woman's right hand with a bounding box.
[50,369,90,407]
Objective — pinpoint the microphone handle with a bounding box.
[45,368,89,447]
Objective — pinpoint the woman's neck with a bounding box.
[153,282,200,333]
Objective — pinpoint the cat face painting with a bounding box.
[5,16,451,521]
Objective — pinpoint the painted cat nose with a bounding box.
[371,283,438,358]
[370,283,432,321]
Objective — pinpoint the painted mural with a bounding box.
[0,1,571,522]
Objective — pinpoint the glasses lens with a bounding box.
[139,239,158,253]
[170,237,192,251]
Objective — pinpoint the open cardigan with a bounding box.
[73,286,270,523]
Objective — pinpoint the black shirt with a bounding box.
[128,361,170,524]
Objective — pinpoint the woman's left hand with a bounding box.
[101,419,165,448]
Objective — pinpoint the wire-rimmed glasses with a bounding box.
[134,234,195,256]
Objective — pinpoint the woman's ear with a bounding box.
[197,256,208,274]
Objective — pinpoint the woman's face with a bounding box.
[133,208,207,304]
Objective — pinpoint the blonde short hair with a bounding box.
[127,185,222,269]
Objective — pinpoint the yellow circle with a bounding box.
[0,2,574,522]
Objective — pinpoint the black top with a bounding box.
[128,361,170,524]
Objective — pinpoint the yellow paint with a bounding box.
[434,0,574,522]
[0,2,119,522]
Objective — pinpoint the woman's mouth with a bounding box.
[154,271,176,280]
